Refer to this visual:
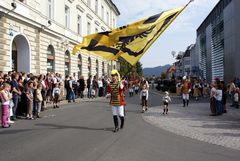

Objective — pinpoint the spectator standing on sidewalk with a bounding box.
[233,87,239,108]
[162,91,171,115]
[139,84,149,113]
[52,84,60,108]
[229,80,236,107]
[98,78,103,97]
[10,73,21,120]
[25,81,34,119]
[78,76,85,98]
[68,76,75,103]
[106,70,126,133]
[87,75,92,99]
[35,84,43,118]
[221,81,228,113]
[64,75,70,100]
[215,82,223,115]
[0,83,12,128]
[210,83,217,116]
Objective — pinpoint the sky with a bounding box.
[112,0,219,68]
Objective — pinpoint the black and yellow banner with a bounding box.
[73,6,187,65]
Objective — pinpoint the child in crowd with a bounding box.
[35,84,43,118]
[234,87,239,108]
[140,84,149,113]
[26,81,34,119]
[0,83,12,128]
[162,91,171,115]
[52,84,60,108]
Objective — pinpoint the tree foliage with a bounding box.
[119,58,143,79]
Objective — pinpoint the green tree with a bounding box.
[119,58,143,78]
[161,72,167,79]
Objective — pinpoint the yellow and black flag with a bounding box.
[73,2,192,65]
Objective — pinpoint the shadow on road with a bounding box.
[35,123,113,132]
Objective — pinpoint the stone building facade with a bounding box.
[0,0,120,78]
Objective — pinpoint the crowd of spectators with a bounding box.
[0,71,110,128]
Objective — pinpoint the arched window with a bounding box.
[78,54,82,79]
[47,45,55,73]
[65,50,70,76]
[96,59,99,78]
[88,57,91,77]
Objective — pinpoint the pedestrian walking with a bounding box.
[162,91,171,115]
[106,70,126,133]
[139,84,149,113]
[181,76,191,107]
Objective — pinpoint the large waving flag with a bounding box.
[73,1,192,65]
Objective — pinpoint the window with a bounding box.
[87,22,91,35]
[47,0,54,19]
[102,62,105,76]
[47,45,55,73]
[95,0,98,14]
[96,60,99,78]
[77,15,82,35]
[65,50,70,76]
[107,12,109,25]
[65,5,70,28]
[101,5,104,20]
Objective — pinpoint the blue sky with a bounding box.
[112,0,219,68]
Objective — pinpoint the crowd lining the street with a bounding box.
[0,71,112,128]
[1,70,240,129]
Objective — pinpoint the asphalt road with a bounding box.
[0,90,239,161]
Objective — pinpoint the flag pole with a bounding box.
[184,0,194,9]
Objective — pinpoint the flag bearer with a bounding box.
[106,70,126,133]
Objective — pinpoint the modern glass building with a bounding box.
[196,0,240,82]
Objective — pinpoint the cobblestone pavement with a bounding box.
[143,102,240,150]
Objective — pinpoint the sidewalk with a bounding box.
[143,102,240,150]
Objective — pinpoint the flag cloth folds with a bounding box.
[73,6,185,65]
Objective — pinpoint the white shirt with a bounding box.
[215,89,222,101]
[140,89,149,100]
[162,95,171,103]
[234,92,239,102]
[52,87,60,97]
[98,80,103,88]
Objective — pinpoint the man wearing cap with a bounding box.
[106,70,126,132]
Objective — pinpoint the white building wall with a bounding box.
[0,0,120,78]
